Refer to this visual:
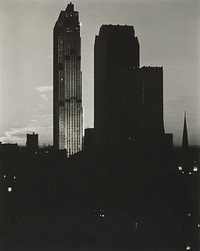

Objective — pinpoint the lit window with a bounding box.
[193,166,198,172]
[3,175,6,179]
[8,187,12,192]
[186,245,191,250]
[178,166,182,171]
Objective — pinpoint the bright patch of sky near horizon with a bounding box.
[0,0,199,146]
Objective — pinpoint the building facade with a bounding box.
[94,25,167,154]
[140,66,164,136]
[94,25,140,153]
[26,132,38,151]
[53,2,83,157]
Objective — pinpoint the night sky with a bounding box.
[0,0,199,146]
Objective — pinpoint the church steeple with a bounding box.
[181,112,191,172]
[182,112,189,150]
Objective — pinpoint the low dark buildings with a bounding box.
[26,132,38,152]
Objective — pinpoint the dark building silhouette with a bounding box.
[26,132,38,151]
[0,142,19,153]
[140,66,164,135]
[94,25,171,155]
[179,113,199,250]
[84,128,95,156]
[1,5,199,251]
[53,2,83,157]
[94,25,140,153]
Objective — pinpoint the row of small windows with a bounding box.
[58,55,81,61]
[65,12,78,17]
[66,28,79,32]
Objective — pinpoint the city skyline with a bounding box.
[0,0,199,146]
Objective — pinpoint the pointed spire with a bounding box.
[182,112,189,150]
[66,2,74,12]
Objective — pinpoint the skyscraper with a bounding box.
[94,25,140,153]
[140,66,164,136]
[94,25,169,154]
[53,2,83,157]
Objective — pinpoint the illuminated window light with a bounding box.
[186,245,191,250]
[193,166,198,172]
[102,214,105,218]
[178,166,182,171]
[187,213,191,217]
[189,172,191,175]
[198,224,200,228]
[182,171,184,174]
[3,175,6,179]
[13,176,16,179]
[8,187,12,192]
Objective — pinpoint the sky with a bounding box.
[0,0,199,146]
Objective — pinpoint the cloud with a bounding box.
[0,120,53,145]
[0,127,36,144]
[39,94,48,101]
[30,119,38,123]
[35,86,53,93]
[41,114,52,118]
[35,85,53,101]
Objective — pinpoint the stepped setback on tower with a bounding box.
[94,25,171,154]
[53,2,83,157]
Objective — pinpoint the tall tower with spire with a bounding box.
[53,2,83,157]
